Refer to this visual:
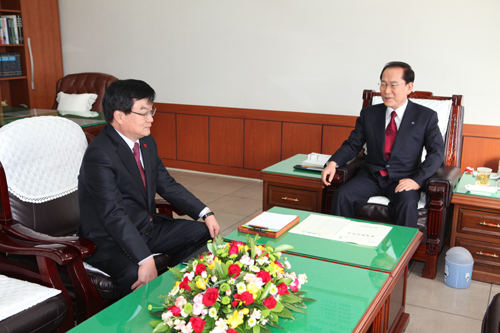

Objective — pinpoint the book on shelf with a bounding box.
[0,53,22,78]
[301,152,331,168]
[0,15,22,45]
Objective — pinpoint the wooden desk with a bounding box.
[225,207,423,333]
[451,173,500,284]
[261,154,328,213]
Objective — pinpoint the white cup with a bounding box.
[477,167,492,186]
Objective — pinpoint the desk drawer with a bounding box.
[455,238,500,275]
[457,208,500,239]
[267,185,319,212]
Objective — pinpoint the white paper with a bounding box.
[302,153,331,168]
[290,214,392,247]
[243,212,297,232]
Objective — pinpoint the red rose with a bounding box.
[263,295,277,309]
[229,244,239,255]
[234,291,254,305]
[195,263,207,275]
[168,305,181,317]
[232,241,245,246]
[232,299,239,308]
[274,260,284,269]
[228,330,238,333]
[277,282,289,295]
[179,276,191,291]
[257,271,271,284]
[228,264,241,278]
[202,288,219,306]
[189,316,206,333]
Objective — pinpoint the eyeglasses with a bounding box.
[379,82,407,89]
[130,108,157,118]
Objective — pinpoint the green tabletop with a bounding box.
[225,207,419,273]
[262,154,323,180]
[453,172,500,199]
[69,255,388,333]
[0,107,106,128]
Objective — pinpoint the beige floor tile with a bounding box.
[404,304,482,333]
[166,168,218,188]
[188,176,254,195]
[208,196,262,217]
[187,189,226,206]
[229,181,263,200]
[407,269,491,319]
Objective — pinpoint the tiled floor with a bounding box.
[167,168,493,332]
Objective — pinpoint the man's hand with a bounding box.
[395,178,420,192]
[131,256,157,291]
[204,213,220,239]
[321,161,338,186]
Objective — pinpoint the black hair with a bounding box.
[102,79,156,123]
[380,61,415,84]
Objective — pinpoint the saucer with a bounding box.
[491,172,500,180]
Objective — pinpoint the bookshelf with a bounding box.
[0,0,62,109]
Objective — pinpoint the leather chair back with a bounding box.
[52,73,119,112]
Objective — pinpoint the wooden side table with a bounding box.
[450,173,500,284]
[261,154,328,213]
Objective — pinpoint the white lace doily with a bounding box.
[0,116,88,203]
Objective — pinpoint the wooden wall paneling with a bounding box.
[461,136,500,173]
[150,112,177,159]
[281,122,322,160]
[176,114,209,163]
[321,125,354,155]
[209,117,244,167]
[244,119,282,170]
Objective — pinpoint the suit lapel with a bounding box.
[105,125,147,200]
[390,100,417,158]
[139,139,152,201]
[372,106,387,159]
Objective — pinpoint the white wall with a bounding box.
[58,0,500,126]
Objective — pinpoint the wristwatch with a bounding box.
[202,212,215,220]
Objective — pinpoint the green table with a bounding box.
[453,172,500,199]
[226,207,422,333]
[69,255,390,333]
[0,107,106,131]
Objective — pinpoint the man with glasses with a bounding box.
[321,62,444,228]
[77,79,220,296]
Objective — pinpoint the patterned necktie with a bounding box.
[133,142,146,190]
[380,111,398,177]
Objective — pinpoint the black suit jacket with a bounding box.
[330,100,444,187]
[77,124,206,263]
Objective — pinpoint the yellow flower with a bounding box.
[227,310,244,328]
[196,277,208,290]
[208,257,221,270]
[246,283,259,295]
[269,262,284,274]
[241,308,249,315]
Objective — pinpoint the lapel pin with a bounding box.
[411,122,415,125]
[143,144,147,148]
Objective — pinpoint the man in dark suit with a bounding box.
[321,62,444,228]
[77,79,220,296]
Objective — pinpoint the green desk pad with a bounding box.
[262,154,323,179]
[225,207,419,273]
[453,172,500,199]
[69,255,388,333]
[0,107,106,128]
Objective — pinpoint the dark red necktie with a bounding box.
[380,111,398,177]
[133,142,146,190]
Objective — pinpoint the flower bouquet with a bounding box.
[149,235,315,333]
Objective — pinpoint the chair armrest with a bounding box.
[0,231,78,266]
[1,220,96,258]
[332,155,365,185]
[426,165,462,207]
[155,199,185,217]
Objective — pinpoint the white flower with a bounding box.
[298,273,308,285]
[251,309,261,320]
[193,293,203,305]
[236,282,247,293]
[174,319,186,330]
[201,271,208,279]
[211,275,217,283]
[256,257,269,265]
[260,319,268,325]
[284,260,291,269]
[175,296,187,308]
[162,311,172,322]
[250,265,260,273]
[181,323,193,333]
[269,283,278,295]
[192,303,204,316]
[229,278,236,285]
[240,255,254,266]
[208,307,218,318]
[225,288,232,296]
[169,285,179,296]
[214,318,228,330]
[248,317,257,327]
[181,309,189,318]
[167,320,173,327]
[193,260,199,267]
[184,271,195,281]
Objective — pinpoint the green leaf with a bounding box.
[252,324,261,333]
[149,310,164,318]
[258,281,272,302]
[267,319,284,328]
[276,307,295,319]
[301,297,317,303]
[215,260,224,277]
[283,303,306,313]
[150,320,162,328]
[292,300,307,309]
[261,309,270,318]
[280,294,302,303]
[152,321,169,333]
[259,325,272,333]
[271,300,283,313]
[274,244,295,252]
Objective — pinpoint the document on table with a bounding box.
[242,212,298,232]
[289,214,392,247]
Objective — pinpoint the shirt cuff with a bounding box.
[199,207,210,218]
[138,254,154,266]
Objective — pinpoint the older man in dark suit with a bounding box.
[322,62,444,228]
[77,79,220,296]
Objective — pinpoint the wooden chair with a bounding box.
[0,116,176,324]
[326,90,464,279]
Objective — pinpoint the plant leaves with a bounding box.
[277,307,295,319]
[274,244,295,252]
[283,303,306,313]
[150,320,162,328]
[259,325,272,333]
[301,297,317,303]
[280,294,302,303]
[152,321,169,333]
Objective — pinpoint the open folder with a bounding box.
[238,212,300,238]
